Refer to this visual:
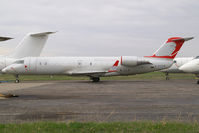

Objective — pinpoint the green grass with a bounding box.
[0,121,199,133]
[0,72,196,82]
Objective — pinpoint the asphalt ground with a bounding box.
[0,79,199,123]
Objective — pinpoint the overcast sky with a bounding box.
[0,0,199,57]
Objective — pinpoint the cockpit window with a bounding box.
[194,56,199,59]
[14,60,24,64]
[173,60,177,63]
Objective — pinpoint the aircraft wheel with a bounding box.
[14,75,20,83]
[15,79,20,83]
[92,77,100,82]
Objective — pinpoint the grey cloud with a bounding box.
[0,0,199,57]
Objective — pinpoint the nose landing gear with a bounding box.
[195,74,199,84]
[15,75,20,83]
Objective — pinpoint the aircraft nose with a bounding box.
[2,67,15,74]
[2,68,8,73]
[179,64,193,72]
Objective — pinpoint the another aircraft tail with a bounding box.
[145,37,193,59]
[0,37,13,42]
[9,32,55,58]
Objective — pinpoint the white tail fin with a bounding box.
[9,32,55,58]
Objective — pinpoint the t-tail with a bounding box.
[8,31,55,59]
[145,37,194,59]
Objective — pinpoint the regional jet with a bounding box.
[2,37,193,82]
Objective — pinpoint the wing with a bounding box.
[67,60,120,77]
[68,71,107,77]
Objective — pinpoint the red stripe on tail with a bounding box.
[145,37,185,59]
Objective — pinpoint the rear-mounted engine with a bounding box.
[121,56,151,67]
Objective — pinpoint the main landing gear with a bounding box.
[165,73,169,80]
[195,74,199,84]
[15,75,20,83]
[90,77,100,82]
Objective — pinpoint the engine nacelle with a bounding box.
[121,56,151,67]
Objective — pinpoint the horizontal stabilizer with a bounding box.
[0,37,13,42]
[30,31,56,37]
[172,37,194,42]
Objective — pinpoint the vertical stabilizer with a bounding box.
[9,32,55,58]
[145,37,193,59]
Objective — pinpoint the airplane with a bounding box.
[160,57,194,80]
[0,31,54,82]
[2,37,193,82]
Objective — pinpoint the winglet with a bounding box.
[113,60,119,66]
[108,60,119,72]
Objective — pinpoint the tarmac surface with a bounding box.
[0,79,199,123]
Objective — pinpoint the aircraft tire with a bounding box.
[15,79,20,83]
[92,77,100,82]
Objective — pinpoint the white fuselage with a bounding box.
[3,56,173,77]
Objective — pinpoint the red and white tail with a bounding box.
[145,37,193,59]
